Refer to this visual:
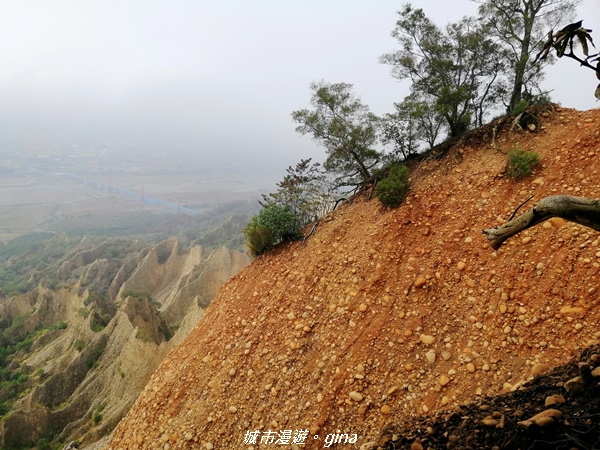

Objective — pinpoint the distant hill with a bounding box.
[0,235,249,448]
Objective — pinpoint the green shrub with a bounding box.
[74,339,87,352]
[50,321,68,331]
[244,216,275,256]
[14,336,33,352]
[0,402,10,416]
[121,289,152,300]
[507,148,540,179]
[135,330,151,342]
[86,345,104,369]
[92,411,102,424]
[90,323,105,333]
[257,204,301,242]
[37,438,52,450]
[244,204,302,256]
[375,165,410,208]
[92,402,105,424]
[511,99,529,117]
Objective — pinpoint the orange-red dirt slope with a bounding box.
[106,107,600,450]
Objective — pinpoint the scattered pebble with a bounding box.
[425,350,436,364]
[545,394,566,406]
[517,409,563,429]
[414,277,427,288]
[349,391,363,402]
[420,334,435,345]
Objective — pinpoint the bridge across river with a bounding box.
[65,174,202,216]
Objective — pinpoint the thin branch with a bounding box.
[507,195,535,221]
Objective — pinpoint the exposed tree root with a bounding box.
[482,195,600,250]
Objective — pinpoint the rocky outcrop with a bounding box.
[0,239,249,448]
[122,296,172,345]
[58,240,114,279]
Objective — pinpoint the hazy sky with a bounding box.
[1,0,598,173]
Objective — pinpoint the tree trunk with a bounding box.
[507,19,532,113]
[482,195,600,250]
[348,148,372,182]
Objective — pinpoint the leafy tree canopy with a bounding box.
[475,0,580,112]
[292,81,382,188]
[378,101,420,161]
[380,5,506,138]
[260,158,336,229]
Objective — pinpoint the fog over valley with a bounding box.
[1,0,597,179]
[0,0,599,241]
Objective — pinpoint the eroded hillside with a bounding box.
[0,237,249,449]
[107,107,600,450]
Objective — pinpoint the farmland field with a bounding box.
[0,172,266,241]
[0,138,278,242]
